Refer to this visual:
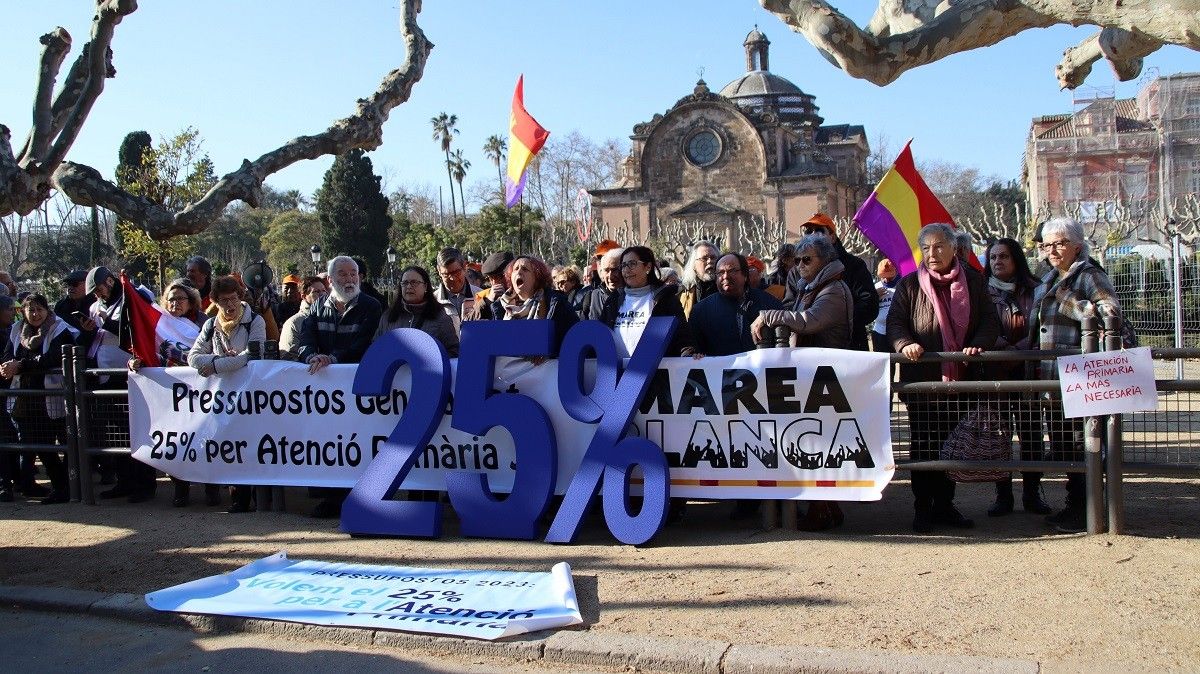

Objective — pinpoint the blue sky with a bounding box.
[3,1,1197,205]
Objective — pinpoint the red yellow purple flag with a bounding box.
[504,75,550,208]
[852,140,978,276]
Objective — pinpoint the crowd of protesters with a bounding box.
[0,213,1120,534]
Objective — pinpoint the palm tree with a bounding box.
[482,135,507,204]
[430,112,459,223]
[448,149,471,217]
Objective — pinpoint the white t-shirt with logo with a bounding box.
[614,286,654,358]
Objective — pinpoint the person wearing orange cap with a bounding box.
[587,239,621,291]
[278,273,303,324]
[785,213,878,351]
[745,255,766,290]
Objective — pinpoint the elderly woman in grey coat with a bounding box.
[751,233,853,531]
[1030,216,1122,533]
[887,223,1000,534]
[188,275,266,513]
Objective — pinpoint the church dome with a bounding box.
[719,71,805,99]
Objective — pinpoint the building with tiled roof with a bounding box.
[1023,72,1200,241]
[590,30,869,248]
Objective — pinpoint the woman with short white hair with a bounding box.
[1030,216,1121,533]
[887,223,1001,533]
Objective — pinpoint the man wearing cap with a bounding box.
[785,214,879,351]
[277,274,303,325]
[54,270,96,332]
[80,266,157,502]
[464,251,514,321]
[583,246,624,321]
[433,247,480,324]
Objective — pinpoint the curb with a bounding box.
[0,584,1040,674]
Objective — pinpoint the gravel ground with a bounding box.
[1,474,1197,672]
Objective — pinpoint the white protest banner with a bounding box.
[1057,346,1158,418]
[145,552,582,640]
[128,348,894,501]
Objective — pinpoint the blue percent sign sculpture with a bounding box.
[341,318,676,545]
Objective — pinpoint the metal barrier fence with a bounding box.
[2,325,1195,536]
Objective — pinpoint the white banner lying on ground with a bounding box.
[128,349,894,500]
[145,552,582,640]
[1057,346,1158,418]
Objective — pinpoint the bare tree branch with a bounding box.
[54,0,433,240]
[26,28,72,165]
[758,0,1197,89]
[1,0,132,218]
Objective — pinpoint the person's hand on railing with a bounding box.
[900,343,924,361]
[750,315,768,344]
[963,346,984,356]
[127,357,142,372]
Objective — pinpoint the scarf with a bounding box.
[988,276,1016,292]
[917,260,970,381]
[216,302,244,338]
[20,314,57,354]
[500,289,544,320]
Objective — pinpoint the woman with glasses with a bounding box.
[598,245,694,359]
[127,280,214,507]
[750,233,853,531]
[378,266,460,357]
[1030,217,1122,533]
[188,275,267,513]
[887,223,1000,533]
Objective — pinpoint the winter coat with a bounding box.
[598,283,694,357]
[785,241,878,350]
[475,288,579,357]
[689,287,784,356]
[758,259,854,350]
[377,304,461,358]
[188,303,268,374]
[296,293,383,365]
[1030,258,1121,380]
[4,318,79,419]
[886,264,1001,385]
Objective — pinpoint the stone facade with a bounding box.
[590,30,869,250]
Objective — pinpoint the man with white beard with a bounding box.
[297,255,383,374]
[296,256,383,519]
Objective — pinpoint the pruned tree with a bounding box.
[2,0,431,242]
[758,0,1199,89]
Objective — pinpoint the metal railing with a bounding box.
[0,321,1194,537]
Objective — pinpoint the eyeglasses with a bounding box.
[166,295,190,304]
[400,280,426,287]
[619,260,645,270]
[1039,240,1073,252]
[797,255,816,265]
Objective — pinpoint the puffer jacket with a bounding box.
[1029,258,1121,379]
[758,260,853,350]
[886,264,1001,384]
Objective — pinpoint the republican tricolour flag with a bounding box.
[853,140,977,276]
[504,75,550,208]
[122,274,200,367]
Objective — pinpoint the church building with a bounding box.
[590,29,870,246]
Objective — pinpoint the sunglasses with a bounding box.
[798,255,816,265]
[802,226,832,235]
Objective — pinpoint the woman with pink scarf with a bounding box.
[886,223,1001,534]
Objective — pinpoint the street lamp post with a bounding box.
[310,245,322,274]
[385,245,398,303]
